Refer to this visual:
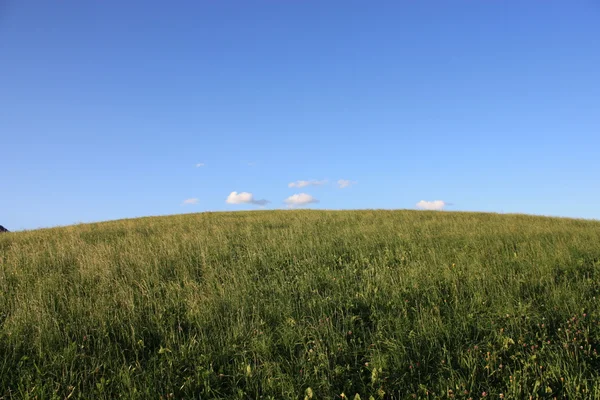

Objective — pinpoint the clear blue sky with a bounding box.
[1,0,599,230]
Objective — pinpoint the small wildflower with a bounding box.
[305,387,314,399]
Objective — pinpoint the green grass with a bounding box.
[1,210,600,399]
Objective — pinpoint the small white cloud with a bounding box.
[182,198,199,205]
[284,193,319,208]
[195,163,205,167]
[416,200,446,210]
[226,191,269,206]
[337,179,356,189]
[288,179,328,188]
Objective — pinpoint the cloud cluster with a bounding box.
[226,191,269,206]
[288,179,328,188]
[284,193,319,208]
[337,179,356,189]
[188,163,365,208]
[416,200,446,210]
[186,161,450,212]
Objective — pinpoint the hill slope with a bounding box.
[1,210,600,399]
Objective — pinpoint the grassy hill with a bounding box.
[1,210,600,399]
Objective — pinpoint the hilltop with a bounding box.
[1,210,599,399]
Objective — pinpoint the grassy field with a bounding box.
[1,210,600,399]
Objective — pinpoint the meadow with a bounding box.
[1,210,600,399]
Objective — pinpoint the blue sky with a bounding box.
[1,0,599,230]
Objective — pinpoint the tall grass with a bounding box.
[1,210,600,399]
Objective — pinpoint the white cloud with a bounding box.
[182,198,199,205]
[226,191,269,206]
[195,163,205,167]
[284,193,319,208]
[416,200,446,210]
[288,179,328,188]
[337,179,356,189]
